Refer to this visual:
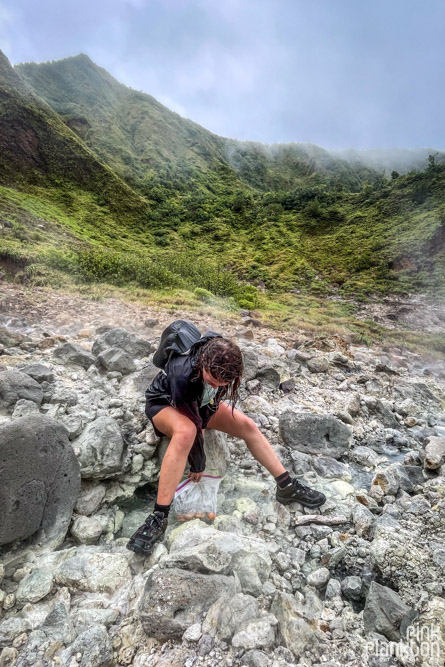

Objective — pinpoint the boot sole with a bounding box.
[276,496,326,508]
[126,538,157,555]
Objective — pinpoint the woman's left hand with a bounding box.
[188,471,203,483]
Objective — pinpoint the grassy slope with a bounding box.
[0,51,443,316]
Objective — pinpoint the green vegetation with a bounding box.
[1,50,444,344]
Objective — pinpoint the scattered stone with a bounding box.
[352,503,375,538]
[424,436,445,470]
[0,618,31,649]
[341,576,362,600]
[307,567,330,589]
[53,342,96,369]
[60,624,113,666]
[346,393,361,417]
[74,483,106,516]
[92,328,154,358]
[183,623,202,642]
[70,516,103,544]
[256,366,281,391]
[231,616,276,649]
[97,347,136,374]
[74,416,124,478]
[279,411,352,458]
[139,568,237,639]
[363,581,411,641]
[307,356,329,373]
[0,369,43,412]
[56,552,131,593]
[271,592,317,658]
[16,567,54,605]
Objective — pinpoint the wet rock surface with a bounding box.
[0,283,444,666]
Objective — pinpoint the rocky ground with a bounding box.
[0,281,445,667]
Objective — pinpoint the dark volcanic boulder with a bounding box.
[92,328,154,359]
[52,343,95,369]
[0,415,80,551]
[279,411,352,458]
[0,369,43,412]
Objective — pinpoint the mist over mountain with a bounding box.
[333,147,445,175]
[15,54,376,193]
[1,51,444,302]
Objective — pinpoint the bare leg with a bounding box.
[152,406,197,505]
[206,402,286,477]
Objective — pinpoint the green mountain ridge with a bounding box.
[15,54,377,194]
[1,50,444,305]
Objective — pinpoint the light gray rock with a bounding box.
[241,347,259,381]
[243,395,275,417]
[16,567,54,605]
[206,593,259,641]
[307,567,330,589]
[0,369,43,412]
[42,602,76,643]
[72,608,120,631]
[11,398,40,418]
[271,592,317,658]
[0,326,28,348]
[232,616,277,649]
[240,650,270,667]
[74,416,124,478]
[0,416,80,551]
[256,366,281,391]
[307,356,329,373]
[279,411,352,458]
[166,524,272,584]
[139,567,237,639]
[97,347,136,375]
[204,429,231,476]
[75,483,106,516]
[183,623,202,642]
[92,328,154,358]
[0,617,32,648]
[311,456,351,480]
[363,581,411,641]
[52,342,95,369]
[55,552,131,593]
[350,446,380,467]
[325,578,342,599]
[336,410,354,425]
[371,464,401,496]
[352,503,375,538]
[70,516,103,544]
[60,624,113,666]
[424,436,445,470]
[346,393,361,417]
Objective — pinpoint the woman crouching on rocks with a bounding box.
[127,335,326,555]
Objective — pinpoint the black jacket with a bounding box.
[145,331,223,472]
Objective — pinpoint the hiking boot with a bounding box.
[126,511,168,555]
[276,478,326,508]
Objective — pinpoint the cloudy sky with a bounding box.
[1,0,444,149]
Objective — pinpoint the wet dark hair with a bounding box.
[192,337,244,412]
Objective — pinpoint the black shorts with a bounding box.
[145,397,218,438]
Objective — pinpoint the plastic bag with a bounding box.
[172,474,222,522]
